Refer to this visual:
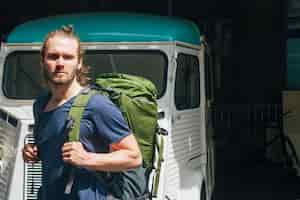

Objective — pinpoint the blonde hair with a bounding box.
[41,25,90,86]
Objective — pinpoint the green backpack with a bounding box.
[67,73,164,199]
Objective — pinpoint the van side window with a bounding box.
[175,54,200,110]
[3,52,44,99]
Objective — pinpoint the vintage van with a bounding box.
[0,13,215,200]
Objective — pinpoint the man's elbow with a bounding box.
[130,150,143,168]
[136,152,143,167]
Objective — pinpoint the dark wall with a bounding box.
[221,0,287,104]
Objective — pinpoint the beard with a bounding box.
[43,66,78,86]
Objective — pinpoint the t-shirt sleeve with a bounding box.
[32,92,50,141]
[33,101,38,122]
[86,94,131,144]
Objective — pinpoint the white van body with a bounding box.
[0,13,215,200]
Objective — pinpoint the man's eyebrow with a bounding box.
[46,52,75,56]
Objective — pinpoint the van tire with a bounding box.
[200,182,206,200]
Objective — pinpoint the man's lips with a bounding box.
[54,71,66,74]
[53,72,67,76]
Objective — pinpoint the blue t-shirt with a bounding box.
[33,92,130,200]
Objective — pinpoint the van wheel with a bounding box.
[200,182,206,200]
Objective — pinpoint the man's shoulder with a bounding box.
[33,91,50,113]
[85,91,123,116]
[87,92,114,107]
[34,91,50,104]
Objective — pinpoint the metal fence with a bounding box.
[212,104,282,130]
[211,103,289,164]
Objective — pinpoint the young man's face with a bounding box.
[43,35,81,86]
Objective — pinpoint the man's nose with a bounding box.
[55,56,64,70]
[56,56,65,65]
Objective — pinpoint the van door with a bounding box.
[163,50,206,200]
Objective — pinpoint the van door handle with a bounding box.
[158,111,165,119]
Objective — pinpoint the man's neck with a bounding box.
[51,83,82,100]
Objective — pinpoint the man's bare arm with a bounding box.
[62,134,142,171]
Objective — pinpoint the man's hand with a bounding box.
[62,142,90,167]
[22,144,39,163]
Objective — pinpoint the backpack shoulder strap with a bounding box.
[68,88,98,141]
[65,88,98,194]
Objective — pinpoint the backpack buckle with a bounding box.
[81,86,91,95]
[157,127,168,136]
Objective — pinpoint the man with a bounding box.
[22,26,142,200]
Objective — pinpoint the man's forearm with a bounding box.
[82,149,142,172]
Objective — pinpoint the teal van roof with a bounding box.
[7,13,201,45]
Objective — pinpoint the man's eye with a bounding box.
[47,54,59,60]
[63,55,74,60]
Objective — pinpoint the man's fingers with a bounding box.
[62,142,75,153]
[61,142,87,166]
[62,142,76,161]
[22,144,38,162]
[62,150,71,158]
[33,145,38,152]
[23,150,33,158]
[62,142,82,153]
[23,152,37,163]
[23,150,36,159]
[26,148,37,156]
[62,150,76,164]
